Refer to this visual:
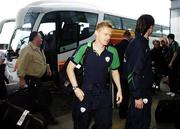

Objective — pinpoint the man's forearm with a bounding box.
[112,70,122,92]
[17,55,29,77]
[170,52,177,65]
[66,61,78,87]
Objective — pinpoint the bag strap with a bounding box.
[81,41,92,65]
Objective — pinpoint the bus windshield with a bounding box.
[10,12,40,53]
[10,29,31,53]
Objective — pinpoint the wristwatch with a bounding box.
[72,86,79,91]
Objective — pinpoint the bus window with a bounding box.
[38,23,55,35]
[39,11,98,53]
[38,22,56,52]
[152,24,162,37]
[24,12,40,30]
[162,25,169,36]
[59,23,80,53]
[122,18,136,31]
[11,29,30,54]
[0,21,15,50]
[10,12,40,53]
[104,14,122,29]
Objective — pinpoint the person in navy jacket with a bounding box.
[125,14,154,129]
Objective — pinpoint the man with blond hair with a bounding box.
[67,21,123,129]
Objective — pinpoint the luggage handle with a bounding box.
[17,110,30,126]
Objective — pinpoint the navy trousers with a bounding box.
[125,97,152,129]
[72,90,112,129]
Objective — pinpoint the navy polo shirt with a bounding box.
[72,42,120,86]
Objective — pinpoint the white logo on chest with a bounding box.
[105,56,110,62]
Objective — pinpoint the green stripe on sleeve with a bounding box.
[73,44,87,64]
[108,46,120,70]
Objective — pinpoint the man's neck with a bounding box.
[144,33,149,40]
[93,41,105,50]
[93,41,106,55]
[123,37,129,41]
[171,40,174,44]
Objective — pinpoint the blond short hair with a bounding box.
[96,21,112,30]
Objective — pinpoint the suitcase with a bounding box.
[7,87,32,110]
[0,100,45,129]
[155,99,180,123]
[8,85,52,113]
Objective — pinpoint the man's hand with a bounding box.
[19,77,26,88]
[47,67,52,77]
[135,98,144,109]
[116,90,123,104]
[168,63,172,69]
[74,88,85,101]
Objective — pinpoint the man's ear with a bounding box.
[150,25,153,30]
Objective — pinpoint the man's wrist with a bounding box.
[117,88,122,93]
[72,86,79,91]
[47,64,50,69]
[135,97,142,100]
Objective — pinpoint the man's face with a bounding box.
[153,42,160,49]
[95,27,112,46]
[167,38,172,44]
[0,59,5,64]
[148,25,154,36]
[160,40,165,46]
[34,33,43,47]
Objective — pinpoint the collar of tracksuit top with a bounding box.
[136,33,149,43]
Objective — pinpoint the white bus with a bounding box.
[6,0,169,86]
[0,18,15,52]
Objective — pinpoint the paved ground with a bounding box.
[47,77,177,129]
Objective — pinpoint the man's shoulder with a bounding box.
[107,45,117,53]
[19,44,31,55]
[121,39,129,44]
[77,42,92,51]
[174,41,179,46]
[170,41,179,50]
[73,42,92,59]
[127,38,138,48]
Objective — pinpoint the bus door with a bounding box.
[38,12,80,86]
